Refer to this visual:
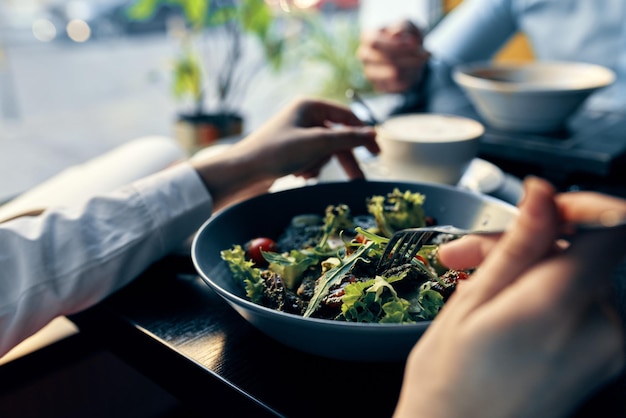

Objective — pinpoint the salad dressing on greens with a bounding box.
[221,189,470,324]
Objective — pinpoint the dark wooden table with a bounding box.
[70,255,406,417]
[68,250,626,418]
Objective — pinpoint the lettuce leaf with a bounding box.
[221,245,264,303]
[367,188,426,237]
[263,249,319,290]
[416,287,444,320]
[341,275,414,323]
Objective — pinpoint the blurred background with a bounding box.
[0,0,527,202]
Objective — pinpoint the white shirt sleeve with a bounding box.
[0,162,213,356]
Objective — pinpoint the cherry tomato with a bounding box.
[245,237,277,266]
[355,233,368,244]
[415,254,428,266]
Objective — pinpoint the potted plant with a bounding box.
[127,0,289,153]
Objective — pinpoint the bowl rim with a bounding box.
[453,60,616,94]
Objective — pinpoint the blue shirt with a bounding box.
[420,0,626,114]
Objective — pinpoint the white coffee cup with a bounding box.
[370,113,484,185]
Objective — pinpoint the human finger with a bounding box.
[334,150,365,180]
[298,157,330,179]
[357,41,391,65]
[298,99,369,128]
[316,127,379,179]
[294,146,365,181]
[379,19,422,47]
[437,234,501,270]
[363,62,424,93]
[321,123,380,155]
[556,191,626,225]
[362,66,408,93]
[440,189,626,272]
[369,38,424,58]
[272,125,376,178]
[456,177,561,308]
[362,51,429,93]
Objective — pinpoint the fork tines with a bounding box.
[377,229,437,272]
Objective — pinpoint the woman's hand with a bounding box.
[394,177,626,418]
[357,19,430,93]
[191,98,378,209]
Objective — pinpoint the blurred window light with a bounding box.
[65,0,93,21]
[294,0,320,9]
[32,18,57,42]
[266,0,296,13]
[66,19,91,42]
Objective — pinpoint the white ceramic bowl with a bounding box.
[453,61,615,133]
[374,113,484,185]
[191,180,517,361]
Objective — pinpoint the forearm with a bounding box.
[191,142,272,210]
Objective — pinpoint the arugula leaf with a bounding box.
[303,241,374,318]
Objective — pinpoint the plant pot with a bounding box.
[175,112,244,155]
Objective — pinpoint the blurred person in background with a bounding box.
[357,0,626,117]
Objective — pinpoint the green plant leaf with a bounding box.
[128,0,210,27]
[240,0,272,36]
[207,2,237,26]
[172,49,203,101]
[177,0,210,28]
[128,0,293,114]
[126,0,162,20]
[300,14,373,102]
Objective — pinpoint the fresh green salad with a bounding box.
[221,188,470,324]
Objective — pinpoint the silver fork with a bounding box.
[376,220,626,272]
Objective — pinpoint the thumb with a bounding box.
[325,125,379,156]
